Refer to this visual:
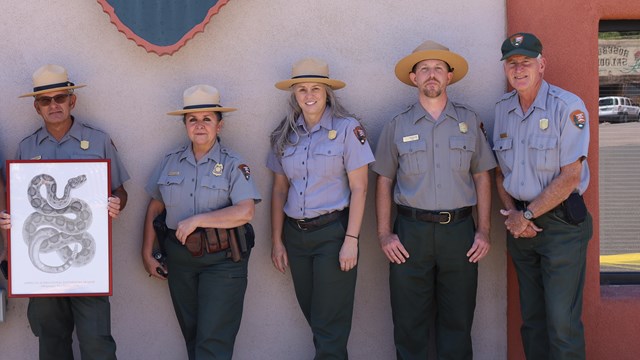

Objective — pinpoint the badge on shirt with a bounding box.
[570,110,586,129]
[168,171,180,176]
[212,163,223,176]
[402,134,419,142]
[353,126,367,145]
[80,140,90,150]
[328,130,337,140]
[31,155,42,160]
[458,122,468,134]
[539,118,549,130]
[238,164,251,181]
[500,133,508,139]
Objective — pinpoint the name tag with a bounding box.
[402,134,419,142]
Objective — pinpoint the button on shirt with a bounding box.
[492,80,590,202]
[17,118,130,191]
[372,101,496,210]
[146,141,262,230]
[266,108,375,219]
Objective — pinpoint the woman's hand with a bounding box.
[339,236,358,271]
[142,252,167,280]
[107,196,121,219]
[271,241,289,274]
[175,216,200,244]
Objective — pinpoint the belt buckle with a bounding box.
[439,211,452,224]
[296,219,308,231]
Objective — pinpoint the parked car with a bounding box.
[599,96,640,123]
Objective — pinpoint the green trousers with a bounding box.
[27,296,116,360]
[284,215,356,360]
[508,208,593,360]
[390,214,477,360]
[165,232,248,360]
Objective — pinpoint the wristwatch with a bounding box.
[523,208,534,220]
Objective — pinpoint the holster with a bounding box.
[184,226,251,262]
[152,210,168,257]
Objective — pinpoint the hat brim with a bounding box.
[275,77,346,90]
[19,84,86,98]
[395,50,468,87]
[500,49,540,61]
[167,107,237,116]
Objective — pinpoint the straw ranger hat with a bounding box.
[275,58,346,90]
[395,40,468,87]
[20,64,86,98]
[167,85,237,116]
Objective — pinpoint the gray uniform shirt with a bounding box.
[372,101,496,210]
[266,108,375,219]
[492,80,590,201]
[146,141,262,230]
[16,118,130,191]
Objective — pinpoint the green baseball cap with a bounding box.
[500,33,542,60]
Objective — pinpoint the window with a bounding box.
[599,21,640,284]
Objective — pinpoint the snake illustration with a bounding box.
[22,174,95,273]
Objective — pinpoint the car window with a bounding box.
[599,98,614,106]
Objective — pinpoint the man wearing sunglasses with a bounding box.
[0,64,130,360]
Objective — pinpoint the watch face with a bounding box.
[524,210,534,220]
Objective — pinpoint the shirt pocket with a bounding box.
[396,140,427,175]
[158,174,184,207]
[528,135,559,172]
[449,136,476,171]
[281,146,300,178]
[492,137,514,173]
[313,142,344,177]
[200,176,231,209]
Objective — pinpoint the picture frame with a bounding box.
[7,160,112,297]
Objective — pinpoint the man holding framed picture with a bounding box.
[0,64,129,360]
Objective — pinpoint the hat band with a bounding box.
[33,81,75,93]
[183,104,221,110]
[291,75,329,80]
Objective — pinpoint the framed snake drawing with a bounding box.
[7,160,112,297]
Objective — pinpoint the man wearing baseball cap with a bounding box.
[372,40,495,359]
[0,64,130,359]
[493,33,592,359]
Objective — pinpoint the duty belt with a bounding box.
[396,205,472,225]
[287,209,347,231]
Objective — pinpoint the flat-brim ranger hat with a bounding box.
[20,64,86,98]
[167,85,237,115]
[275,58,346,90]
[500,32,543,60]
[395,40,468,87]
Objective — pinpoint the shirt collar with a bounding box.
[295,106,334,132]
[410,101,458,124]
[179,139,222,165]
[506,80,549,115]
[35,116,81,145]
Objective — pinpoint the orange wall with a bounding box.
[506,2,640,359]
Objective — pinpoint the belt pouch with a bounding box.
[562,193,587,225]
[227,229,242,262]
[184,229,206,257]
[204,228,230,254]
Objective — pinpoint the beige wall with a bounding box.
[0,1,507,359]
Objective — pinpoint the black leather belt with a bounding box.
[287,209,347,231]
[397,205,472,224]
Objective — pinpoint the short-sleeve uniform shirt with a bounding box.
[266,108,375,219]
[17,118,130,191]
[372,101,496,210]
[492,80,590,201]
[146,141,262,230]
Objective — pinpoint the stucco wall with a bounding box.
[0,1,506,359]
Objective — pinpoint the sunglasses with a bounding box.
[35,94,71,107]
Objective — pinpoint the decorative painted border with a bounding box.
[96,0,232,56]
